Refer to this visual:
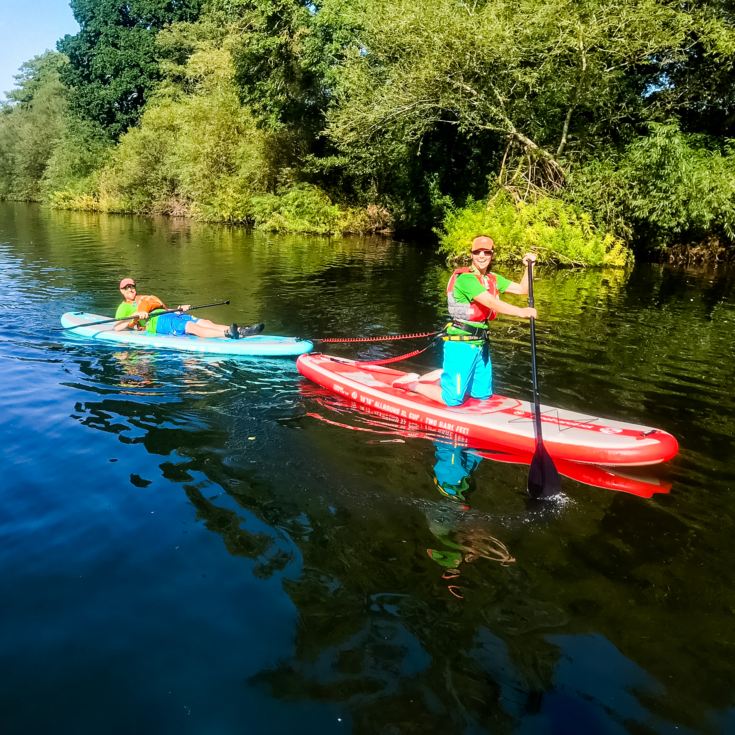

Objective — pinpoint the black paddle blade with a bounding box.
[527,443,562,499]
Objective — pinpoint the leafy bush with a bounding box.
[251,184,341,234]
[251,184,393,235]
[42,118,110,200]
[47,190,101,211]
[439,190,631,267]
[337,203,393,235]
[569,124,735,254]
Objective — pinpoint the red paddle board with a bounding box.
[297,354,678,466]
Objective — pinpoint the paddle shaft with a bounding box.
[527,265,544,446]
[58,299,230,330]
[526,262,562,498]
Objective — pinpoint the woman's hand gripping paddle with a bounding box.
[526,262,562,499]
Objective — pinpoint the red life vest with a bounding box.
[446,268,498,323]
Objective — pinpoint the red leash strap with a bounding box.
[354,346,430,366]
[353,333,445,366]
[313,327,447,367]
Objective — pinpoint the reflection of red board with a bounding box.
[472,448,670,498]
[297,354,679,467]
[302,387,671,498]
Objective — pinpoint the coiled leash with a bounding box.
[315,330,441,344]
[310,321,490,367]
[309,329,444,366]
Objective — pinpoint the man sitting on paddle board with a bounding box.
[114,278,262,339]
[394,236,537,405]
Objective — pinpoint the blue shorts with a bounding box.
[440,340,493,406]
[154,312,197,336]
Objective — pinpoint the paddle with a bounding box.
[526,262,562,499]
[57,300,231,330]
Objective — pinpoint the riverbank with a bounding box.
[7,191,731,267]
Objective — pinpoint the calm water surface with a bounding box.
[1,203,734,734]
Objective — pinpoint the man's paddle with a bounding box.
[526,262,562,499]
[57,300,230,330]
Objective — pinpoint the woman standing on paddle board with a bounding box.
[394,236,537,405]
[113,278,262,339]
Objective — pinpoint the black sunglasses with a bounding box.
[123,284,137,290]
[472,249,494,256]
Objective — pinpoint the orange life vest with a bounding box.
[136,295,166,314]
[446,268,498,323]
[128,294,166,330]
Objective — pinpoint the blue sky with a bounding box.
[0,0,78,98]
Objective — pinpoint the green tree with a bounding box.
[42,118,110,200]
[324,0,735,250]
[0,52,70,200]
[230,0,324,132]
[569,123,735,254]
[649,1,735,137]
[58,0,203,139]
[225,0,360,131]
[328,0,693,184]
[86,41,278,220]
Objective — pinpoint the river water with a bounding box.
[1,202,733,734]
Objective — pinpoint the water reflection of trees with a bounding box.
[184,486,292,580]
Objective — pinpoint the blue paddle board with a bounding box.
[60,312,313,357]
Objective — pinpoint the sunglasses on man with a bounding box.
[472,249,494,256]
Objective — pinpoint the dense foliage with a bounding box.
[439,193,632,267]
[57,0,203,139]
[0,53,87,201]
[1,0,735,262]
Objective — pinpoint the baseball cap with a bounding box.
[119,278,136,289]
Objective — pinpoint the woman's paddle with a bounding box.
[57,300,230,330]
[526,262,561,499]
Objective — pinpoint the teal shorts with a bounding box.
[440,340,493,406]
[433,441,482,500]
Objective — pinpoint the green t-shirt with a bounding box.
[115,301,159,333]
[115,302,137,320]
[447,270,512,339]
